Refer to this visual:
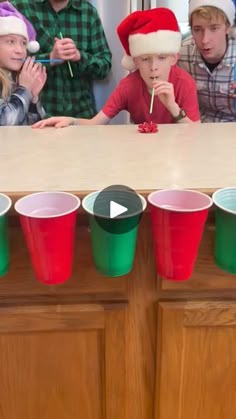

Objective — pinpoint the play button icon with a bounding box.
[110,201,127,218]
[93,185,146,234]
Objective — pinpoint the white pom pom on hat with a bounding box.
[27,40,40,54]
[121,55,136,71]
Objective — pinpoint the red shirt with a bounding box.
[102,66,200,124]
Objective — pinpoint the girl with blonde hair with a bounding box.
[0,2,46,125]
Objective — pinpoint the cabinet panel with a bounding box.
[0,304,126,419]
[156,302,236,419]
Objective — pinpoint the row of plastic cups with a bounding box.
[0,190,146,283]
[0,187,235,285]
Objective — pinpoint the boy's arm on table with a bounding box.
[32,110,110,129]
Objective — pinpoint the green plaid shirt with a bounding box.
[12,0,112,117]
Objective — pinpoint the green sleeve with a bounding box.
[71,10,112,79]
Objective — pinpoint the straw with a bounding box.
[20,59,63,63]
[150,77,158,114]
[149,87,155,114]
[59,32,73,78]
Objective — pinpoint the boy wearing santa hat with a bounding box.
[33,8,200,129]
[178,0,236,122]
[0,1,46,125]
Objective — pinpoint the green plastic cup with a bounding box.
[82,191,146,277]
[0,194,12,276]
[213,187,236,274]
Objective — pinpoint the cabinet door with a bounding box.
[156,301,236,419]
[0,304,126,419]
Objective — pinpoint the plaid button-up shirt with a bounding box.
[0,83,45,126]
[178,36,236,122]
[12,0,112,118]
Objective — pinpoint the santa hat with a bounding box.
[117,8,181,71]
[0,2,39,53]
[189,0,236,26]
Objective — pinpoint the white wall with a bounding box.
[149,0,190,36]
[150,0,188,22]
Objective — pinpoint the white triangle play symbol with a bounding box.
[110,201,128,219]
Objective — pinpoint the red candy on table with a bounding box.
[138,121,158,133]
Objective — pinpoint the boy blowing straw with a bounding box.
[33,7,200,129]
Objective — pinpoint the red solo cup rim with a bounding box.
[0,193,12,216]
[14,191,80,218]
[147,189,212,212]
[82,190,147,218]
[212,187,236,215]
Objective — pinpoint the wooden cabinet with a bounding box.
[0,304,126,419]
[155,301,236,419]
[1,212,236,418]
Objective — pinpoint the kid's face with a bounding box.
[0,34,27,71]
[191,14,229,63]
[134,54,178,90]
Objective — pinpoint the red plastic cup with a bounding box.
[14,192,80,285]
[148,189,212,281]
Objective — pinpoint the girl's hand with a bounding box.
[32,116,74,129]
[31,65,47,99]
[19,57,46,95]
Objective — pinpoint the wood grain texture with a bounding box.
[105,310,126,419]
[0,219,127,305]
[156,302,236,419]
[0,304,105,333]
[124,214,158,419]
[0,306,104,419]
[0,303,126,419]
[184,301,236,326]
[1,208,236,418]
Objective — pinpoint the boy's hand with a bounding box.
[153,80,176,113]
[32,116,74,129]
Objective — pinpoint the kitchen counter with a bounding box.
[0,123,235,195]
